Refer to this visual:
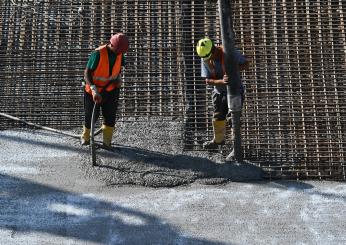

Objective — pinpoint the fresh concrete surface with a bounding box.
[0,128,345,245]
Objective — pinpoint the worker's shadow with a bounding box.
[0,130,262,182]
[0,174,227,244]
[96,143,264,182]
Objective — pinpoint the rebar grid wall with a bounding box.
[0,0,345,179]
[233,0,346,179]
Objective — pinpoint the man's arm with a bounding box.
[201,60,227,85]
[84,67,99,93]
[84,51,99,84]
[84,67,102,103]
[205,77,228,85]
[84,67,94,87]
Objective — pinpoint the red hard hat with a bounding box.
[110,33,129,53]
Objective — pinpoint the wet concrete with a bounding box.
[1,126,345,244]
[0,119,262,188]
[78,118,263,187]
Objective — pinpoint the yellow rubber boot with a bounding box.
[102,124,114,147]
[203,120,226,150]
[213,120,226,143]
[80,126,90,145]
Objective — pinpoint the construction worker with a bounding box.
[196,37,249,157]
[80,33,129,147]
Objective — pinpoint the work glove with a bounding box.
[90,85,102,104]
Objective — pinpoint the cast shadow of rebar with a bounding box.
[264,180,346,202]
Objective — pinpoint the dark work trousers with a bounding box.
[84,88,120,129]
[212,89,245,125]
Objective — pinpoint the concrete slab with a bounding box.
[0,128,345,244]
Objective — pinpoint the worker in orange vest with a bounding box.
[81,33,129,147]
[196,37,249,158]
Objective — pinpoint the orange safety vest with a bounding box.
[208,46,225,79]
[85,44,122,95]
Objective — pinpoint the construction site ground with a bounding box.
[0,121,345,245]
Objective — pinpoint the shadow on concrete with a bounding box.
[269,180,315,190]
[0,131,85,154]
[0,130,263,184]
[0,174,228,244]
[96,144,264,182]
[259,180,346,202]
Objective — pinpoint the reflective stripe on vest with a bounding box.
[85,44,122,94]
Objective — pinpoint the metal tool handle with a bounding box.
[90,103,99,166]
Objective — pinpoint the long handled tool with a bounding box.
[87,77,122,166]
[0,112,102,166]
[90,103,99,166]
[0,112,81,139]
[0,112,103,138]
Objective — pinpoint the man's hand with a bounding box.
[90,85,102,104]
[205,75,229,85]
[220,75,229,85]
[205,78,212,85]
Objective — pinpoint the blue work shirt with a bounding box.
[201,49,247,94]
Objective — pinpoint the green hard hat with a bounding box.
[196,38,213,59]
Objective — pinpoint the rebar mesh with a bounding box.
[0,0,345,180]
